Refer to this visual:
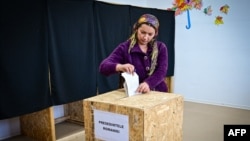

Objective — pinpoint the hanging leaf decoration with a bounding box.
[214,16,224,25]
[203,5,212,16]
[168,0,230,26]
[220,4,230,14]
[168,0,203,16]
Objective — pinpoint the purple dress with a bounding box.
[99,40,168,92]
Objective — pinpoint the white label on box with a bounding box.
[93,109,129,141]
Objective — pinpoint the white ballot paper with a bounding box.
[121,72,140,96]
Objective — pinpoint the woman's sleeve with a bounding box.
[99,44,125,76]
[144,42,168,89]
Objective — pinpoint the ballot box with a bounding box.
[83,89,183,141]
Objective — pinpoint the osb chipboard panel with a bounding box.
[84,89,183,141]
[143,96,183,141]
[84,102,144,141]
[67,100,84,123]
[20,107,56,141]
[165,76,173,93]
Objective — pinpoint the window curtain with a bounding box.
[95,2,130,94]
[0,0,52,120]
[0,0,174,119]
[47,0,97,105]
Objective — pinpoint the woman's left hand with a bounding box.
[137,82,150,93]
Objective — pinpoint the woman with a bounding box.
[99,14,168,93]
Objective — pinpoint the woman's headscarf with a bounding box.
[128,14,160,75]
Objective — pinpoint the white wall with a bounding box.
[1,0,250,140]
[173,0,250,109]
[0,117,20,140]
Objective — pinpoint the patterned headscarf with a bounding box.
[128,14,160,75]
[136,14,159,34]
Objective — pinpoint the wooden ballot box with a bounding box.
[83,89,183,141]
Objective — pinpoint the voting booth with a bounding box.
[83,89,183,141]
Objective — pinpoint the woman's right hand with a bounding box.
[116,64,135,74]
